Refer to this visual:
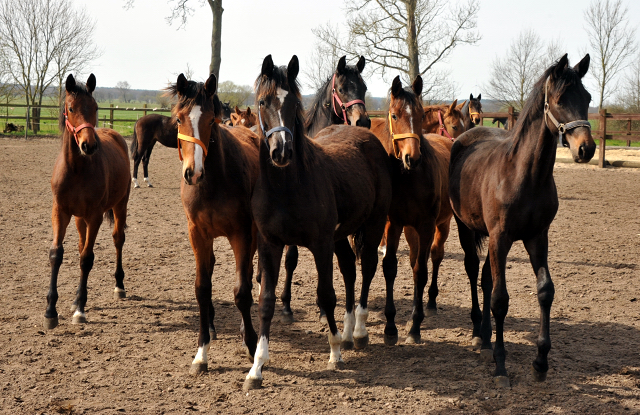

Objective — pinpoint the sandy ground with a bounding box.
[0,138,639,414]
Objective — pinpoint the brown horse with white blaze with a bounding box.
[167,73,261,375]
[449,54,595,387]
[45,74,131,329]
[230,106,258,128]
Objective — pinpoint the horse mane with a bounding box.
[58,81,92,133]
[165,79,222,120]
[508,58,581,154]
[254,65,315,169]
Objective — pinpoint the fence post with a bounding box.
[507,106,514,130]
[110,104,114,130]
[626,118,631,147]
[598,108,607,168]
[143,103,147,117]
[25,107,29,140]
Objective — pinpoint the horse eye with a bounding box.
[259,100,265,106]
[391,114,397,121]
[68,107,73,113]
[452,125,458,130]
[176,119,181,125]
[339,88,344,94]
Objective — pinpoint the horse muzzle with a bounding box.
[183,166,204,185]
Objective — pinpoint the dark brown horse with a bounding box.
[166,73,261,375]
[369,76,451,344]
[462,93,483,130]
[422,101,465,140]
[230,105,258,128]
[449,54,595,387]
[130,113,177,188]
[45,74,131,329]
[246,55,391,390]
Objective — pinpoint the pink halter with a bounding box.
[64,107,96,147]
[331,73,366,124]
[437,110,454,141]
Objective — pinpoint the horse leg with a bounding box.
[143,143,155,187]
[188,225,215,375]
[69,217,87,312]
[132,153,141,189]
[487,233,512,388]
[382,221,403,346]
[44,207,71,329]
[230,232,258,359]
[334,238,356,350]
[71,215,103,324]
[406,223,435,344]
[244,237,283,391]
[524,230,554,382]
[112,199,128,299]
[454,215,482,348]
[280,245,298,323]
[426,218,451,316]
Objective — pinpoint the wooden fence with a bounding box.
[370,106,640,168]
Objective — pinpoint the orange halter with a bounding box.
[388,112,420,159]
[177,132,208,161]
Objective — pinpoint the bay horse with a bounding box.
[369,75,451,344]
[246,55,392,390]
[129,113,177,188]
[462,93,483,130]
[449,54,595,387]
[166,73,261,375]
[422,101,465,140]
[45,74,131,329]
[230,105,258,128]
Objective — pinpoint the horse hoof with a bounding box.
[44,317,58,330]
[146,184,153,188]
[133,183,140,189]
[494,376,510,388]
[425,308,438,317]
[405,334,421,344]
[327,360,346,370]
[189,362,208,375]
[531,365,548,382]
[354,335,369,349]
[319,315,328,325]
[243,377,263,391]
[384,334,398,346]
[341,340,354,350]
[281,311,294,324]
[471,337,482,349]
[480,348,494,362]
[72,313,87,324]
[113,287,126,300]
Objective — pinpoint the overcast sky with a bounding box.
[83,0,640,99]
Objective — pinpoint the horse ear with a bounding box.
[176,73,188,96]
[448,99,458,114]
[261,55,274,78]
[391,76,402,98]
[477,93,481,101]
[574,54,590,78]
[65,74,76,93]
[235,105,241,115]
[204,73,217,96]
[86,74,96,94]
[357,56,365,73]
[412,75,423,97]
[457,100,467,110]
[230,113,240,125]
[553,54,569,79]
[246,106,251,115]
[470,93,474,100]
[337,56,347,74]
[287,55,299,84]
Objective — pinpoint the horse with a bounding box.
[230,105,258,128]
[221,101,232,122]
[492,117,508,129]
[129,113,177,188]
[462,93,483,130]
[246,55,392,391]
[369,75,452,344]
[276,55,372,323]
[44,74,131,330]
[422,101,465,140]
[166,73,261,375]
[449,54,595,387]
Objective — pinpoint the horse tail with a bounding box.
[104,209,115,226]
[351,228,365,261]
[130,121,138,158]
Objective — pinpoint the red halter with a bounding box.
[64,107,96,147]
[331,73,366,124]
[437,110,454,141]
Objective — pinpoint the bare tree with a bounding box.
[303,41,342,92]
[313,0,480,101]
[115,81,132,103]
[125,0,223,79]
[616,52,640,112]
[0,0,100,132]
[584,0,638,110]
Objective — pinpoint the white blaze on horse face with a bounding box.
[247,335,269,380]
[277,88,289,156]
[192,342,210,366]
[188,105,204,183]
[406,105,414,134]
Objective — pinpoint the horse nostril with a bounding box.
[404,154,411,167]
[184,168,193,183]
[81,142,88,153]
[579,143,586,159]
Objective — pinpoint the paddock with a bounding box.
[0,138,638,414]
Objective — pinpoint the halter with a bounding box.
[177,130,209,161]
[437,110,454,141]
[257,103,294,146]
[543,77,591,147]
[331,73,366,124]
[388,112,421,159]
[64,107,96,147]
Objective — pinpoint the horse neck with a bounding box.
[205,125,228,176]
[422,109,441,133]
[305,83,340,137]
[258,129,311,191]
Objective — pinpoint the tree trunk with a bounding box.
[406,0,419,83]
[208,0,223,79]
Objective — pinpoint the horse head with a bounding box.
[169,73,221,185]
[231,106,258,128]
[388,75,423,170]
[469,93,482,125]
[63,74,98,156]
[544,54,595,163]
[331,55,370,128]
[255,54,303,167]
[442,99,465,139]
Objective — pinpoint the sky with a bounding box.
[82,0,640,100]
